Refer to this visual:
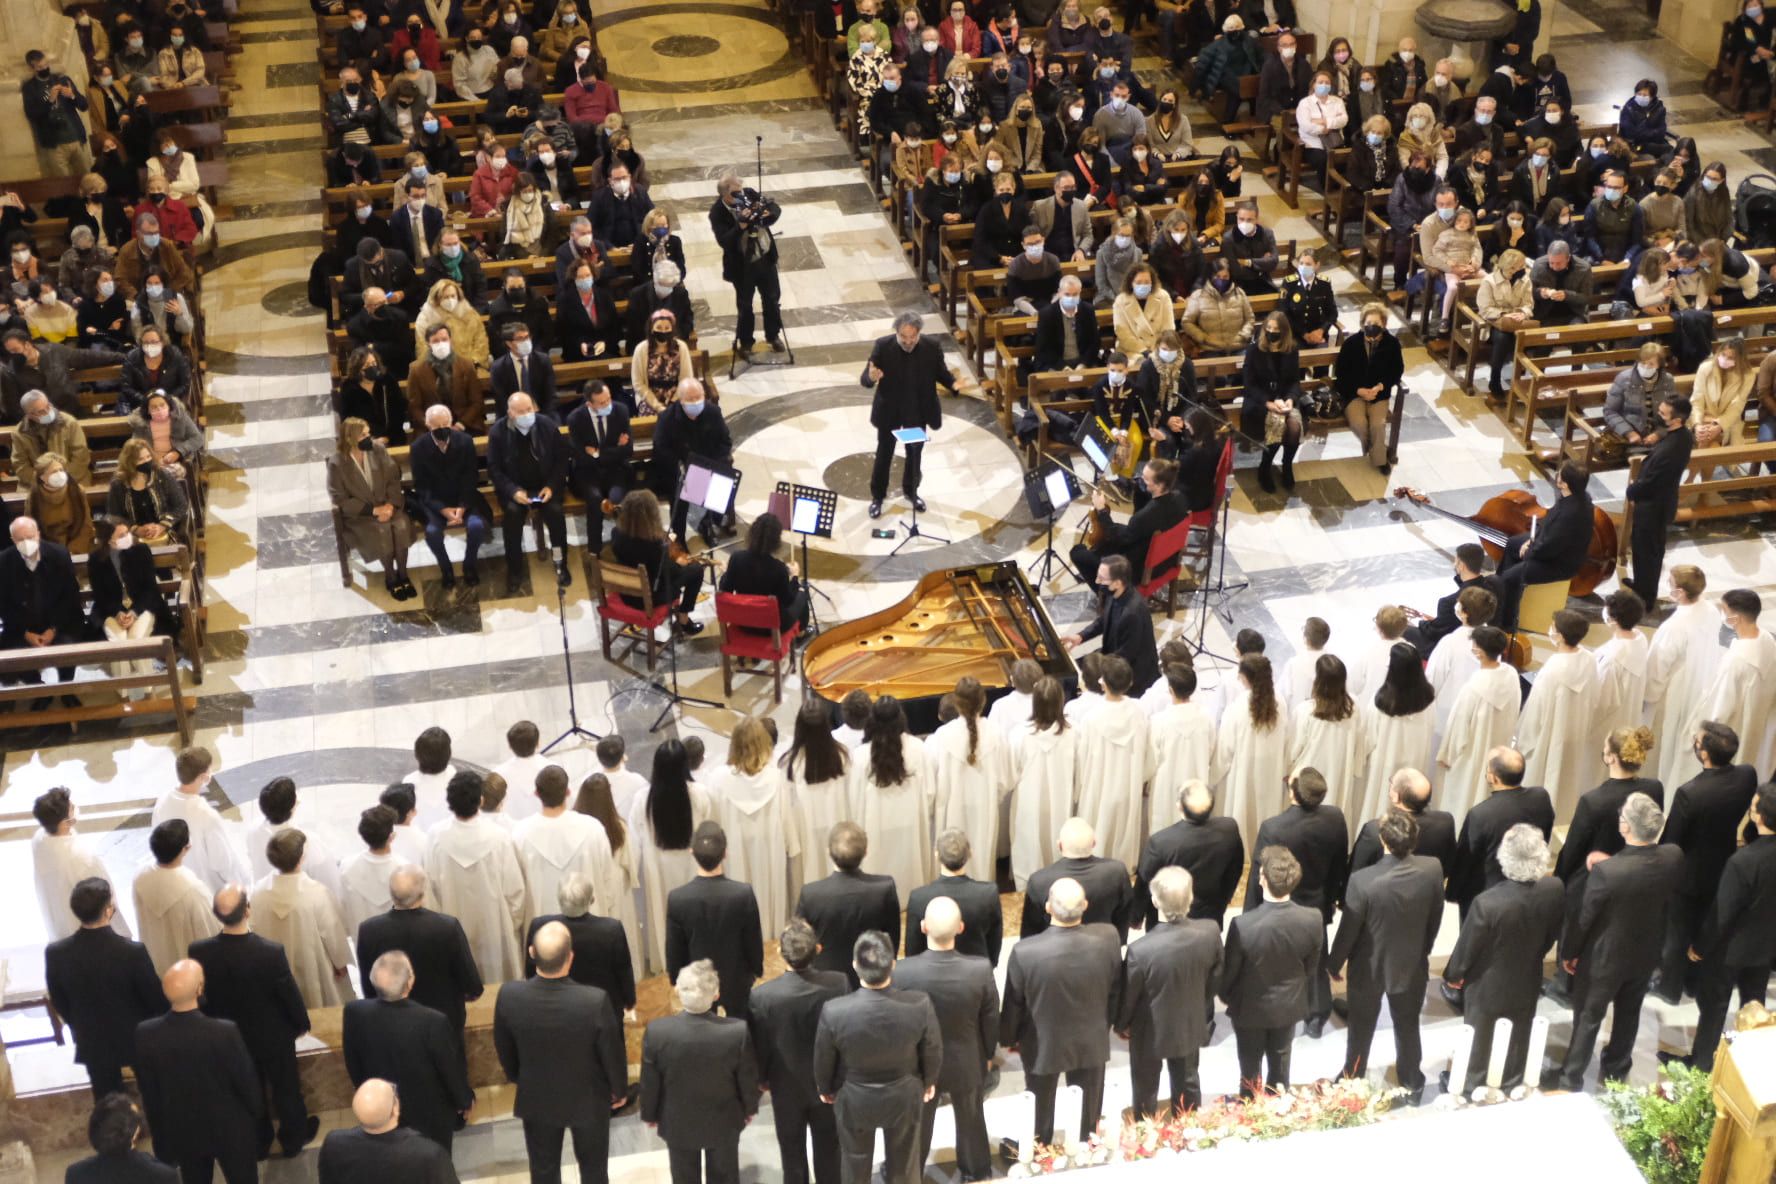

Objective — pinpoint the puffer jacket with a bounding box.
[1180,283,1253,352]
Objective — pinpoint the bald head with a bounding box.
[163,959,203,1010]
[531,920,573,977]
[389,865,426,908]
[920,896,963,949]
[212,883,249,929]
[1047,876,1087,926]
[1387,767,1432,814]
[1180,780,1214,821]
[353,1079,400,1133]
[1057,817,1096,858]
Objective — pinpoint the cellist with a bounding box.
[1497,461,1596,632]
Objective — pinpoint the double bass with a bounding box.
[1392,485,1619,596]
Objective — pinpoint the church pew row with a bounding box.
[0,638,193,744]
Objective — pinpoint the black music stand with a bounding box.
[1022,461,1082,587]
[769,482,837,638]
[887,427,948,555]
[675,453,742,543]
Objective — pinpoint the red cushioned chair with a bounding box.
[1137,518,1195,617]
[595,559,671,671]
[1178,437,1237,581]
[716,592,801,705]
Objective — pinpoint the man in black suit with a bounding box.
[1,516,86,686]
[666,822,765,1017]
[488,390,571,595]
[1346,768,1457,890]
[341,237,416,317]
[188,883,317,1158]
[134,960,262,1184]
[1062,555,1161,694]
[342,951,474,1150]
[895,898,999,1181]
[1117,867,1221,1117]
[565,379,633,549]
[355,865,484,1058]
[1327,811,1444,1102]
[904,829,1003,965]
[1068,457,1190,595]
[43,877,165,1097]
[1445,747,1555,921]
[523,870,636,1020]
[1021,817,1135,942]
[1404,544,1500,658]
[814,931,944,1184]
[641,959,760,1184]
[1242,767,1348,1037]
[318,1079,461,1184]
[650,378,736,546]
[1495,461,1595,631]
[1028,274,1103,375]
[1136,781,1244,930]
[1623,396,1694,604]
[1001,877,1123,1145]
[345,288,417,379]
[490,322,559,416]
[66,1092,178,1184]
[1655,721,1760,1003]
[795,821,901,988]
[1681,783,1776,1069]
[1220,846,1324,1096]
[410,403,491,588]
[748,919,849,1184]
[1442,824,1563,1094]
[1552,793,1685,1090]
[493,921,629,1184]
[859,312,958,519]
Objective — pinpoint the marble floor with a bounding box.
[4,0,1776,1177]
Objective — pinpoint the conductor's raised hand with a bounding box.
[868,361,885,382]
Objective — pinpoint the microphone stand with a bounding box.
[543,550,602,754]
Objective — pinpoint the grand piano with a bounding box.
[802,561,1076,731]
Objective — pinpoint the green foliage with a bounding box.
[1600,1062,1716,1184]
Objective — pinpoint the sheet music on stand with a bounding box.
[678,454,743,517]
[768,482,837,539]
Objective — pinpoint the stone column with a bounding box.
[1295,0,1562,91]
[0,0,90,181]
[1660,0,1737,69]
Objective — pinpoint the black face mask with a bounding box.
[36,67,52,79]
[344,82,361,95]
[652,329,671,341]
[1159,100,1175,113]
[432,427,450,443]
[1017,110,1031,121]
[1266,328,1283,342]
[356,436,375,452]
[149,192,167,203]
[1362,323,1383,338]
[506,287,526,304]
[364,364,383,379]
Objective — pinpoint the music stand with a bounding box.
[887,426,949,555]
[769,482,837,638]
[1022,461,1082,587]
[676,453,742,542]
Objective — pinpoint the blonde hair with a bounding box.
[118,438,155,477]
[727,716,774,777]
[1360,301,1388,326]
[1636,342,1665,365]
[1607,725,1656,771]
[1495,248,1526,276]
[337,416,370,456]
[1362,114,1390,138]
[1670,564,1705,600]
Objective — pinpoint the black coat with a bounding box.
[904,874,1003,965]
[87,544,172,636]
[1076,587,1160,694]
[893,949,999,1093]
[1626,426,1694,522]
[555,284,624,362]
[489,351,558,417]
[641,1011,759,1144]
[1662,765,1760,902]
[1411,573,1501,655]
[1333,331,1405,405]
[1326,854,1443,996]
[1446,786,1555,909]
[317,1125,461,1184]
[355,908,484,1034]
[523,912,636,1011]
[341,997,474,1146]
[1696,834,1776,967]
[1116,919,1221,1057]
[487,413,570,507]
[862,334,953,431]
[187,932,310,1063]
[587,187,655,250]
[1568,843,1685,982]
[0,540,84,647]
[718,550,803,632]
[134,1010,262,1161]
[1021,854,1134,941]
[44,926,165,1070]
[813,986,943,1097]
[492,976,628,1126]
[999,923,1123,1074]
[651,400,734,486]
[1238,344,1301,439]
[747,967,849,1102]
[65,1151,178,1183]
[410,427,492,521]
[1555,777,1665,880]
[1030,301,1103,373]
[1278,274,1337,342]
[665,874,765,1016]
[566,401,634,492]
[1096,488,1189,583]
[795,870,901,986]
[708,189,782,283]
[346,304,417,377]
[1443,876,1563,1016]
[1520,488,1594,580]
[1218,899,1323,1028]
[1346,810,1456,897]
[1137,816,1244,928]
[1243,804,1350,918]
[623,283,697,353]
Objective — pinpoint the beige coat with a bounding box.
[1112,288,1176,356]
[413,279,490,367]
[10,412,91,483]
[1476,268,1533,324]
[326,445,413,565]
[1180,283,1253,352]
[153,45,206,89]
[1690,357,1754,445]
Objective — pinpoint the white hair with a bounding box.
[370,951,413,1001]
[1497,823,1549,883]
[424,404,452,428]
[1621,793,1665,843]
[676,959,720,1014]
[1151,866,1194,923]
[1047,876,1088,924]
[557,871,595,917]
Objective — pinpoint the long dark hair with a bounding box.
[745,511,783,558]
[573,773,627,853]
[1375,641,1435,717]
[1241,654,1278,731]
[866,696,910,786]
[954,676,985,765]
[1031,676,1067,734]
[1310,654,1354,722]
[646,739,694,849]
[783,698,847,784]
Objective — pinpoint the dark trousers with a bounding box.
[521,1114,611,1184]
[1693,959,1772,1069]
[835,1078,923,1184]
[1128,1048,1201,1117]
[577,475,628,549]
[254,1043,311,1155]
[1234,1024,1294,1096]
[1629,502,1673,606]
[1309,927,1333,1021]
[84,1054,126,1099]
[1658,892,1705,998]
[666,1137,741,1184]
[1027,1064,1106,1144]
[175,1147,257,1184]
[1488,325,1518,393]
[918,1083,991,1181]
[1461,1004,1534,1094]
[501,498,568,573]
[733,263,782,348]
[1496,532,1569,631]
[421,508,487,572]
[1068,542,1105,584]
[2,631,79,685]
[1342,980,1427,1091]
[1559,969,1651,1088]
[771,1090,840,1184]
[870,428,924,502]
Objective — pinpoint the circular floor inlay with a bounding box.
[824,452,901,500]
[651,33,722,57]
[260,280,324,318]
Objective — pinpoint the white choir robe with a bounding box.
[603,767,652,821]
[1073,698,1156,871]
[786,759,852,888]
[1427,625,1480,733]
[492,753,555,823]
[338,849,399,935]
[1008,724,1080,891]
[1286,704,1374,838]
[1137,679,1170,718]
[1148,700,1219,835]
[927,718,1014,883]
[425,815,528,984]
[1644,601,1725,788]
[151,790,251,894]
[1278,648,1328,716]
[1436,663,1523,823]
[1593,631,1651,743]
[708,764,801,942]
[1690,631,1776,779]
[405,767,458,830]
[627,785,713,975]
[1355,703,1437,828]
[512,811,614,927]
[1214,707,1288,856]
[852,734,934,905]
[988,689,1035,733]
[603,835,644,983]
[1065,689,1105,726]
[389,822,431,869]
[245,809,344,908]
[1349,635,1402,701]
[132,864,221,975]
[33,832,130,941]
[833,724,868,754]
[251,871,353,1008]
[1519,650,1603,819]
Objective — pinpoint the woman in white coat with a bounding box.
[783,701,853,886]
[626,740,712,975]
[708,716,800,942]
[927,677,1013,883]
[573,773,643,983]
[1285,654,1373,837]
[1355,642,1438,827]
[1214,654,1288,855]
[851,696,933,903]
[1009,677,1079,891]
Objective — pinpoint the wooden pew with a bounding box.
[0,638,193,743]
[1623,443,1776,538]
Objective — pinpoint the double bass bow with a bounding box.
[1391,485,1618,598]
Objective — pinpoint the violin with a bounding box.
[669,537,726,569]
[1391,485,1618,597]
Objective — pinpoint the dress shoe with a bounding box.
[282,1116,320,1157]
[1540,1067,1570,1093]
[1541,977,1572,1007]
[734,342,753,359]
[1649,979,1684,1006]
[1256,462,1277,493]
[1280,461,1296,490]
[768,335,786,352]
[504,574,523,598]
[868,500,883,519]
[1331,996,1350,1019]
[1657,1050,1694,1070]
[1303,1015,1326,1039]
[555,559,573,589]
[463,563,480,587]
[1439,982,1465,1011]
[1437,1069,1451,1094]
[909,494,928,513]
[1403,1087,1425,1107]
[439,565,456,589]
[675,617,705,637]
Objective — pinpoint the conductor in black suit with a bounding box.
[1067,457,1190,592]
[1495,461,1595,631]
[1136,780,1244,930]
[1116,867,1222,1117]
[1062,557,1161,695]
[66,1093,178,1184]
[666,822,765,1017]
[748,919,849,1184]
[795,822,901,987]
[319,1079,461,1184]
[1442,824,1564,1094]
[1683,784,1776,1069]
[1242,767,1348,1036]
[565,379,633,549]
[860,312,957,520]
[493,921,629,1184]
[1000,877,1124,1145]
[1553,793,1685,1090]
[894,898,999,1181]
[342,951,475,1150]
[490,322,559,415]
[410,403,491,589]
[814,931,944,1184]
[1445,747,1555,921]
[43,877,165,1098]
[1623,396,1694,605]
[356,866,484,1060]
[641,959,760,1184]
[1346,768,1456,892]
[134,959,262,1184]
[1021,817,1135,942]
[904,829,1003,965]
[1221,846,1324,1096]
[189,883,317,1158]
[523,871,637,1020]
[488,391,572,594]
[1326,811,1444,1102]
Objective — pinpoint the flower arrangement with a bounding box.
[1599,1062,1715,1184]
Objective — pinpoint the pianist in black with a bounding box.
[717,511,809,633]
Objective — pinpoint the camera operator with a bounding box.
[709,171,784,361]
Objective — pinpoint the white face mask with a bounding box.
[116,532,135,550]
[612,179,631,196]
[1637,362,1659,379]
[576,45,591,60]
[440,296,460,312]
[1399,50,1414,62]
[1170,230,1186,244]
[1157,348,1178,364]
[1069,105,1085,121]
[539,151,555,166]
[143,342,163,358]
[1433,73,1449,88]
[44,470,68,491]
[430,340,451,358]
[1113,234,1131,249]
[17,538,38,559]
[986,158,1003,173]
[1237,221,1256,235]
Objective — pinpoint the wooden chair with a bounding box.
[594,558,669,671]
[1517,579,1571,637]
[715,592,800,705]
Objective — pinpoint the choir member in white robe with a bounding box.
[480,776,517,832]
[380,783,432,869]
[491,720,552,824]
[512,765,615,927]
[30,788,130,941]
[1277,617,1333,714]
[1593,588,1651,745]
[1355,642,1438,827]
[1213,654,1289,854]
[1285,654,1374,838]
[851,697,934,904]
[1349,607,1412,700]
[595,736,653,821]
[1009,677,1081,891]
[1519,611,1603,819]
[783,702,853,888]
[1138,641,1195,718]
[1687,590,1776,778]
[989,658,1043,731]
[707,717,801,942]
[928,678,1015,882]
[425,772,528,984]
[1073,657,1156,871]
[1148,663,1219,835]
[338,805,400,935]
[132,820,222,974]
[1202,630,1268,728]
[833,689,874,753]
[1435,627,1523,822]
[1425,586,1497,733]
[251,829,353,1008]
[1065,653,1107,726]
[405,726,458,829]
[1643,565,1724,788]
[627,741,713,975]
[152,748,251,894]
[243,778,343,907]
[572,772,644,983]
